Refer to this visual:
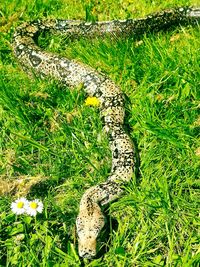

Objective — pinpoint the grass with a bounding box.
[0,0,200,266]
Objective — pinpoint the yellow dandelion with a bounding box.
[85,96,100,107]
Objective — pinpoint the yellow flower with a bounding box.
[85,96,100,107]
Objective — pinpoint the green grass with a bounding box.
[0,0,200,266]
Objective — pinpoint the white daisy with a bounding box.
[11,197,28,215]
[26,199,44,216]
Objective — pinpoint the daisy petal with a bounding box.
[26,199,44,216]
[11,197,28,215]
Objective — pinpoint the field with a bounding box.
[0,0,200,266]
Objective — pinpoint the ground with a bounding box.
[0,0,200,266]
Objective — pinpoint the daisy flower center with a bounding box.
[17,201,24,209]
[30,202,38,209]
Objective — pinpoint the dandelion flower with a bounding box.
[11,197,28,215]
[26,199,43,216]
[85,96,100,107]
